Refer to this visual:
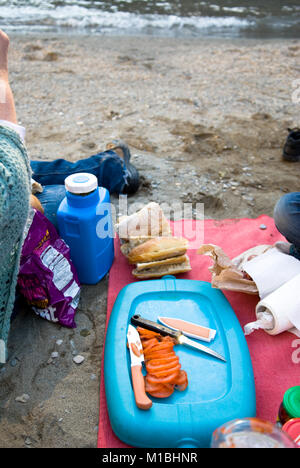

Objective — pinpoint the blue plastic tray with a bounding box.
[104,276,256,448]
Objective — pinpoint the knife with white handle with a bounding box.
[127,325,152,410]
[131,315,226,362]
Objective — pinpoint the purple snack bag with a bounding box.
[18,209,80,328]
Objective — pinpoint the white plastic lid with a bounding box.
[65,173,98,194]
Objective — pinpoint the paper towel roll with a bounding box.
[256,273,300,335]
[244,248,300,300]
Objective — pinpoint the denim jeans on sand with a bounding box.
[31,150,127,228]
[274,192,300,260]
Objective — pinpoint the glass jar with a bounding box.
[278,386,300,426]
[211,418,298,448]
[282,419,300,446]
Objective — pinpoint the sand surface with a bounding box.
[0,34,299,448]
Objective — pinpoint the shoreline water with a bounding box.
[0,32,299,448]
[10,30,300,40]
[1,0,300,40]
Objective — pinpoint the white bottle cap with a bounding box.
[65,173,98,194]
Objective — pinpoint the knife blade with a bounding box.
[130,315,226,362]
[158,316,216,342]
[127,324,152,410]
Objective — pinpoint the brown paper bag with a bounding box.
[197,244,272,295]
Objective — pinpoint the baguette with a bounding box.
[128,237,188,264]
[120,233,173,258]
[135,254,188,272]
[132,257,191,279]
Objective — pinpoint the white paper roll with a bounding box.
[244,248,300,300]
[256,273,300,335]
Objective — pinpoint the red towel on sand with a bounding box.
[98,216,300,448]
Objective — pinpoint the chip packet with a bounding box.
[17,208,80,328]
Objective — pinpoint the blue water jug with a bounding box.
[57,173,114,285]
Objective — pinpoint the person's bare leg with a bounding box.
[0,30,45,213]
[0,30,17,124]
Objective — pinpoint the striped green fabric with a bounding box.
[0,125,31,363]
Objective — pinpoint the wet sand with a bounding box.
[0,34,299,447]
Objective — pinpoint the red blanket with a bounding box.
[98,216,300,448]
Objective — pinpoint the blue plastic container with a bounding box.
[57,173,114,284]
[104,276,256,448]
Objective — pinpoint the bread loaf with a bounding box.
[117,202,191,279]
[132,257,191,279]
[120,233,172,257]
[127,237,188,264]
[116,202,171,240]
[135,254,188,272]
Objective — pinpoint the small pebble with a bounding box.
[10,358,18,367]
[56,340,63,346]
[70,339,76,349]
[24,437,31,446]
[73,355,85,365]
[15,394,30,403]
[51,352,59,359]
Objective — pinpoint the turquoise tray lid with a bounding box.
[104,276,256,448]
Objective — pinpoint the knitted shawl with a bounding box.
[0,125,31,363]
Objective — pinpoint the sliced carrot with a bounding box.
[146,359,179,373]
[146,370,181,385]
[145,382,165,394]
[148,355,180,365]
[174,370,187,385]
[142,338,160,352]
[148,384,174,398]
[174,370,188,391]
[136,327,188,399]
[137,327,161,338]
[149,364,181,378]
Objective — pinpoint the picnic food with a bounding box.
[116,202,191,279]
[128,237,188,264]
[116,202,171,240]
[132,255,191,279]
[30,194,44,214]
[120,235,161,256]
[137,327,188,398]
